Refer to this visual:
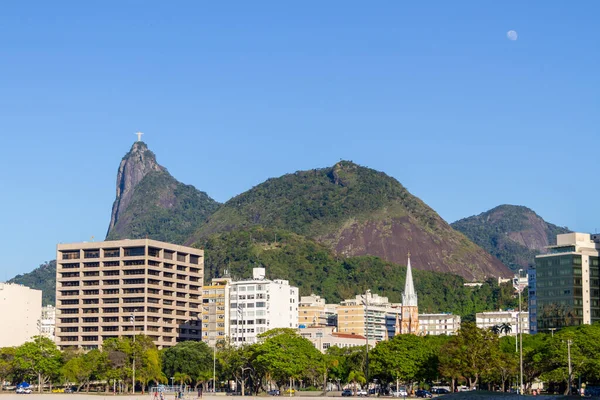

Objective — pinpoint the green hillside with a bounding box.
[8,260,56,306]
[451,205,571,271]
[199,226,520,317]
[107,170,219,244]
[190,161,510,280]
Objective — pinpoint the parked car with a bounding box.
[64,387,75,393]
[415,389,432,398]
[433,388,450,394]
[16,388,32,394]
[268,389,280,396]
[356,389,368,396]
[391,389,408,397]
[341,389,353,397]
[283,388,296,395]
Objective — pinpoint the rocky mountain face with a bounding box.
[191,161,512,281]
[106,142,220,244]
[451,204,571,271]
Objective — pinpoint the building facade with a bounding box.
[55,239,204,350]
[230,268,299,346]
[39,305,56,341]
[298,326,366,352]
[418,313,461,336]
[0,283,42,347]
[201,277,231,347]
[337,293,393,342]
[534,233,600,332]
[528,268,537,334]
[298,294,338,327]
[476,310,529,336]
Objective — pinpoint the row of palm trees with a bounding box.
[490,323,512,335]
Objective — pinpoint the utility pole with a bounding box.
[213,345,216,393]
[519,288,523,395]
[567,339,573,396]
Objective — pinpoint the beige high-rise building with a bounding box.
[298,294,337,327]
[55,239,204,350]
[0,283,42,347]
[201,277,231,347]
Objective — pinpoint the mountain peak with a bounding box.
[106,141,219,243]
[107,141,166,235]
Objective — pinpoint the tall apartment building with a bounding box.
[0,283,42,347]
[418,313,461,336]
[298,294,338,327]
[230,268,299,346]
[528,268,537,334]
[534,233,600,332]
[476,310,529,336]
[201,277,231,347]
[55,239,204,350]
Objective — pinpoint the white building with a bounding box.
[0,283,42,347]
[476,310,529,336]
[418,313,461,336]
[230,268,298,345]
[39,305,56,341]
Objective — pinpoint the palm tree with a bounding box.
[195,371,213,393]
[348,370,366,396]
[490,325,501,335]
[173,372,191,391]
[500,323,512,335]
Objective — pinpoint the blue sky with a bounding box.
[1,1,598,279]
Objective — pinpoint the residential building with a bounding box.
[39,305,56,341]
[0,283,42,347]
[298,326,366,352]
[55,239,204,350]
[534,233,600,332]
[298,294,339,328]
[528,268,537,334]
[201,277,231,347]
[418,313,461,336]
[476,310,529,336]
[230,268,299,346]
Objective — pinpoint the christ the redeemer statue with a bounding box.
[135,131,144,142]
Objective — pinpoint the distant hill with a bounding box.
[8,260,56,306]
[190,161,512,281]
[106,142,220,243]
[451,205,571,271]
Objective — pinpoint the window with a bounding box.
[124,247,145,257]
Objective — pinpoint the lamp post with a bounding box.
[514,271,524,395]
[567,339,573,396]
[361,289,371,390]
[171,377,175,390]
[213,345,216,393]
[131,309,137,394]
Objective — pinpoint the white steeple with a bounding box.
[402,254,418,307]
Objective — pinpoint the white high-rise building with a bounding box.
[230,268,298,346]
[0,283,42,347]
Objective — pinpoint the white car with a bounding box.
[356,389,368,397]
[391,389,408,397]
[16,388,32,394]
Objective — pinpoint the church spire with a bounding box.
[402,254,418,307]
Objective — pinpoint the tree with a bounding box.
[13,336,62,392]
[161,341,212,389]
[254,329,323,390]
[61,351,100,392]
[0,347,16,391]
[438,323,497,389]
[348,370,366,395]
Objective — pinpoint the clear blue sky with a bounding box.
[1,1,598,279]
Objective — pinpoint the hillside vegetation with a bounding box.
[8,260,56,306]
[452,205,571,271]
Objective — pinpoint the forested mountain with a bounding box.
[106,141,219,243]
[451,205,571,271]
[8,260,56,305]
[190,161,511,281]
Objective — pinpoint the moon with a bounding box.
[507,30,518,41]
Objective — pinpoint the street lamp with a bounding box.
[361,289,371,390]
[171,377,175,390]
[513,271,524,395]
[240,367,251,396]
[131,309,137,394]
